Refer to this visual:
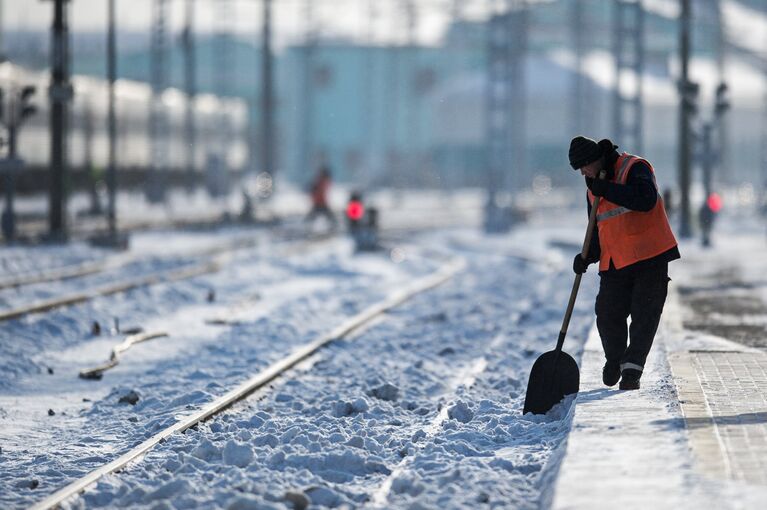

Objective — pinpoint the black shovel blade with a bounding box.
[523,350,580,415]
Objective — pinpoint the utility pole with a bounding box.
[214,0,234,186]
[508,1,527,193]
[182,0,196,191]
[298,0,315,182]
[49,0,73,240]
[709,0,729,185]
[403,0,417,188]
[483,0,526,230]
[148,0,169,203]
[700,123,713,198]
[363,0,377,188]
[1,123,19,242]
[677,0,695,238]
[571,0,587,135]
[83,103,99,214]
[2,96,18,240]
[485,7,512,232]
[763,73,767,212]
[0,0,5,61]
[386,4,405,194]
[260,0,275,183]
[612,0,644,153]
[707,84,729,196]
[763,58,767,211]
[106,0,118,238]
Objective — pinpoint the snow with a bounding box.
[0,196,600,509]
[4,190,765,509]
[46,224,591,509]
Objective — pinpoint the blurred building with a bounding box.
[280,2,764,192]
[2,0,766,195]
[0,61,248,192]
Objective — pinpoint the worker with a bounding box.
[305,166,337,228]
[569,136,680,390]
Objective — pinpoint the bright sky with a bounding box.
[3,0,501,48]
[5,0,763,54]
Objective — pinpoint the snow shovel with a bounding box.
[523,170,605,415]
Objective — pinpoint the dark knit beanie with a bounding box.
[568,136,601,170]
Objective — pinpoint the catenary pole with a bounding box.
[107,0,117,238]
[677,0,693,238]
[183,0,196,190]
[49,0,72,240]
[261,0,275,182]
[571,0,586,135]
[0,0,5,61]
[2,105,18,241]
[298,0,315,182]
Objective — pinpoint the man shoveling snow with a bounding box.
[569,136,680,390]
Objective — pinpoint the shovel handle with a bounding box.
[555,169,606,353]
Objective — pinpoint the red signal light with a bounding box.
[707,192,723,213]
[346,200,364,221]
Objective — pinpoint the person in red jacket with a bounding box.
[305,166,337,227]
[569,136,680,390]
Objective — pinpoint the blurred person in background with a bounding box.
[698,192,722,247]
[662,188,674,219]
[569,136,680,390]
[305,165,337,229]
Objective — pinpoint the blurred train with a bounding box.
[0,62,249,195]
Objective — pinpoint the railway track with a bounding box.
[0,204,611,510]
[0,236,237,291]
[0,213,480,324]
[8,203,281,247]
[0,229,335,323]
[2,196,484,291]
[0,217,316,292]
[28,258,465,510]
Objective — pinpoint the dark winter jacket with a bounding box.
[585,149,680,273]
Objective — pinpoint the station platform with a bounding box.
[551,228,767,509]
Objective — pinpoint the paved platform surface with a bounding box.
[551,321,713,510]
[669,350,767,484]
[551,230,767,509]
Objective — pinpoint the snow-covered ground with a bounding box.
[0,195,601,509]
[6,189,766,509]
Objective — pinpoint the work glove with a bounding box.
[585,177,608,197]
[572,253,588,274]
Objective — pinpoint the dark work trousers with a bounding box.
[305,205,337,225]
[595,261,670,371]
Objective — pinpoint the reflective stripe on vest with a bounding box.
[595,155,633,223]
[597,206,630,222]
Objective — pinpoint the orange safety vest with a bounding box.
[588,152,677,271]
[311,176,330,207]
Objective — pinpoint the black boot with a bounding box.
[602,362,621,387]
[619,368,642,390]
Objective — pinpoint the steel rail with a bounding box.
[0,232,264,291]
[0,259,110,290]
[0,234,335,323]
[28,257,465,510]
[1,205,474,292]
[0,260,221,322]
[0,217,443,322]
[8,208,304,247]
